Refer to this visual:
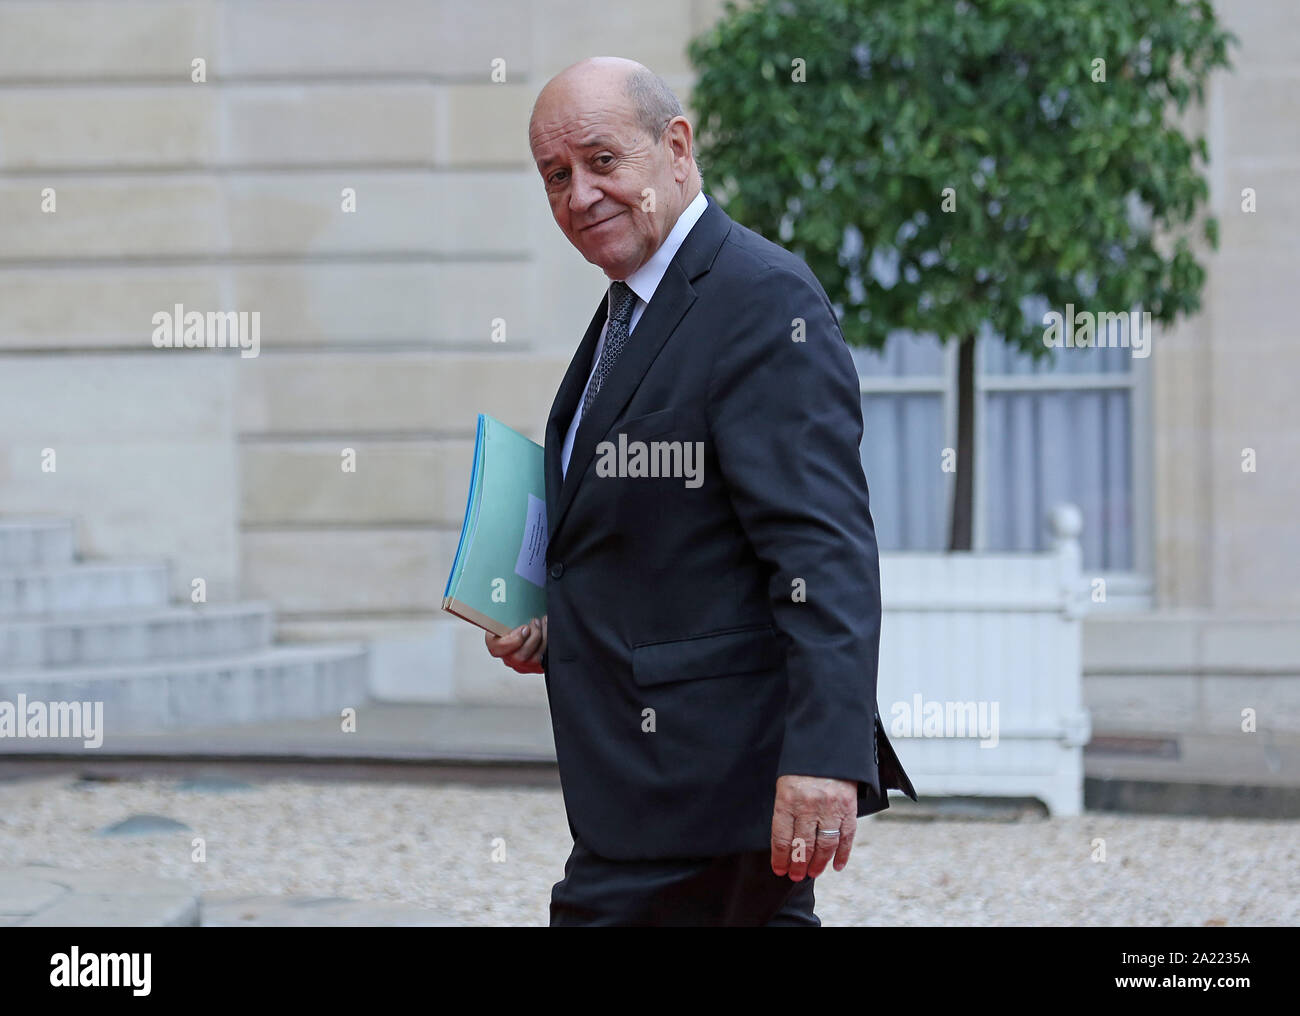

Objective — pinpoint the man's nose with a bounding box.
[567,168,604,217]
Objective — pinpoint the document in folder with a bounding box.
[441,414,547,637]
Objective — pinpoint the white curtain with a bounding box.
[852,334,1134,570]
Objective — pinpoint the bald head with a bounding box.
[529,57,702,280]
[531,58,692,154]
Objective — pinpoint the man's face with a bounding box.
[530,93,680,280]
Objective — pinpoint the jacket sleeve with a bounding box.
[705,264,883,789]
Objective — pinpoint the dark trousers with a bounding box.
[549,838,819,927]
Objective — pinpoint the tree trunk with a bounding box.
[948,333,976,551]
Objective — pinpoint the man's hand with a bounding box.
[485,615,547,674]
[770,774,857,881]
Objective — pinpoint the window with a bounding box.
[854,323,1152,609]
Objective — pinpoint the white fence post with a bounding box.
[1049,503,1093,763]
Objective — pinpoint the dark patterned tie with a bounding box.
[581,281,637,420]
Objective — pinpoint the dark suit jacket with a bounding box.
[541,192,917,861]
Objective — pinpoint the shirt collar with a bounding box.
[616,190,708,308]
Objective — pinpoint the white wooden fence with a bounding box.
[877,504,1092,815]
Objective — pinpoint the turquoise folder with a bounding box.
[441,414,547,637]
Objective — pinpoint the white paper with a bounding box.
[514,492,548,588]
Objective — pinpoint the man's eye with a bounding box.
[595,155,614,167]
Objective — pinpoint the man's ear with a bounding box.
[666,117,694,177]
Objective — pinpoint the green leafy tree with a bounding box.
[688,0,1236,549]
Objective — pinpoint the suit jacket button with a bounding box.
[550,562,564,579]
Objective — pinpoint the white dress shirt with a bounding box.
[561,189,709,480]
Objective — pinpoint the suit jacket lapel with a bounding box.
[544,301,606,544]
[544,193,733,548]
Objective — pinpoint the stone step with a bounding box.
[0,560,170,616]
[0,518,77,569]
[0,643,369,734]
[0,602,275,669]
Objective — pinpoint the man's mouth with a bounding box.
[581,210,624,232]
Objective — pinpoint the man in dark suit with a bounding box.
[487,56,916,926]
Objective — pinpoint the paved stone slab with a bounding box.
[0,866,199,926]
[200,892,458,927]
[0,870,65,915]
[24,892,199,927]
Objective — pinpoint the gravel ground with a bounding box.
[1,774,1296,926]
